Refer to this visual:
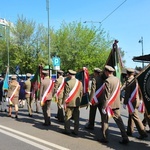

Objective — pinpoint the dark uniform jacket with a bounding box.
[89,74,105,104]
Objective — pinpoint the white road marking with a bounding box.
[0,125,70,150]
[0,129,52,150]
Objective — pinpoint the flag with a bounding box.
[75,67,90,107]
[3,67,9,91]
[136,64,150,116]
[105,40,123,81]
[30,65,42,99]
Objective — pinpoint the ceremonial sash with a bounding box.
[9,84,19,105]
[105,81,120,118]
[40,80,54,106]
[56,77,65,99]
[127,83,138,114]
[65,79,81,104]
[138,100,145,113]
[91,83,105,105]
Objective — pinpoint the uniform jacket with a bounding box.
[7,80,20,100]
[104,74,120,109]
[89,74,105,104]
[24,78,31,98]
[63,77,83,107]
[39,76,54,101]
[54,76,64,99]
[123,75,140,108]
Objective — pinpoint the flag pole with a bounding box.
[46,0,51,77]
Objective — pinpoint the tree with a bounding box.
[51,21,112,74]
[10,15,49,73]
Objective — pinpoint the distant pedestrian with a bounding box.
[7,75,20,119]
[19,78,26,108]
[24,73,32,117]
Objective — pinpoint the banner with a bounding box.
[105,40,124,82]
[30,65,42,99]
[3,67,9,91]
[75,67,90,107]
[136,64,150,116]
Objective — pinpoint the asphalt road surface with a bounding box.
[0,100,150,150]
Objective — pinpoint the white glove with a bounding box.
[102,108,106,114]
[123,104,126,109]
[89,102,92,106]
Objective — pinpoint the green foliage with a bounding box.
[0,16,125,75]
[51,21,112,73]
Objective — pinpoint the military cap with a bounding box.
[104,65,115,72]
[11,75,17,79]
[68,69,76,75]
[42,70,49,74]
[94,68,102,73]
[26,73,31,77]
[57,70,64,74]
[126,68,135,73]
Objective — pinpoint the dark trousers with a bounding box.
[88,103,103,127]
[42,100,51,125]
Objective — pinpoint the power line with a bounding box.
[100,0,127,23]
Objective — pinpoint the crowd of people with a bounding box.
[0,64,150,146]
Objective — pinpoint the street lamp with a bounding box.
[138,36,144,68]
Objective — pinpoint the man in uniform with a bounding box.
[100,65,129,144]
[62,70,83,135]
[39,70,54,126]
[85,68,105,130]
[54,70,65,122]
[24,73,32,117]
[123,68,148,139]
[7,75,20,118]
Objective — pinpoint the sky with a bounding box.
[0,0,150,69]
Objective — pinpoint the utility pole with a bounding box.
[46,0,51,76]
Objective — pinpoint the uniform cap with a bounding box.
[68,69,76,75]
[57,70,64,74]
[11,75,17,79]
[105,65,115,72]
[126,68,135,73]
[94,68,102,73]
[26,73,31,77]
[42,70,49,74]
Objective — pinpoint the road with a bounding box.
[0,101,150,150]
